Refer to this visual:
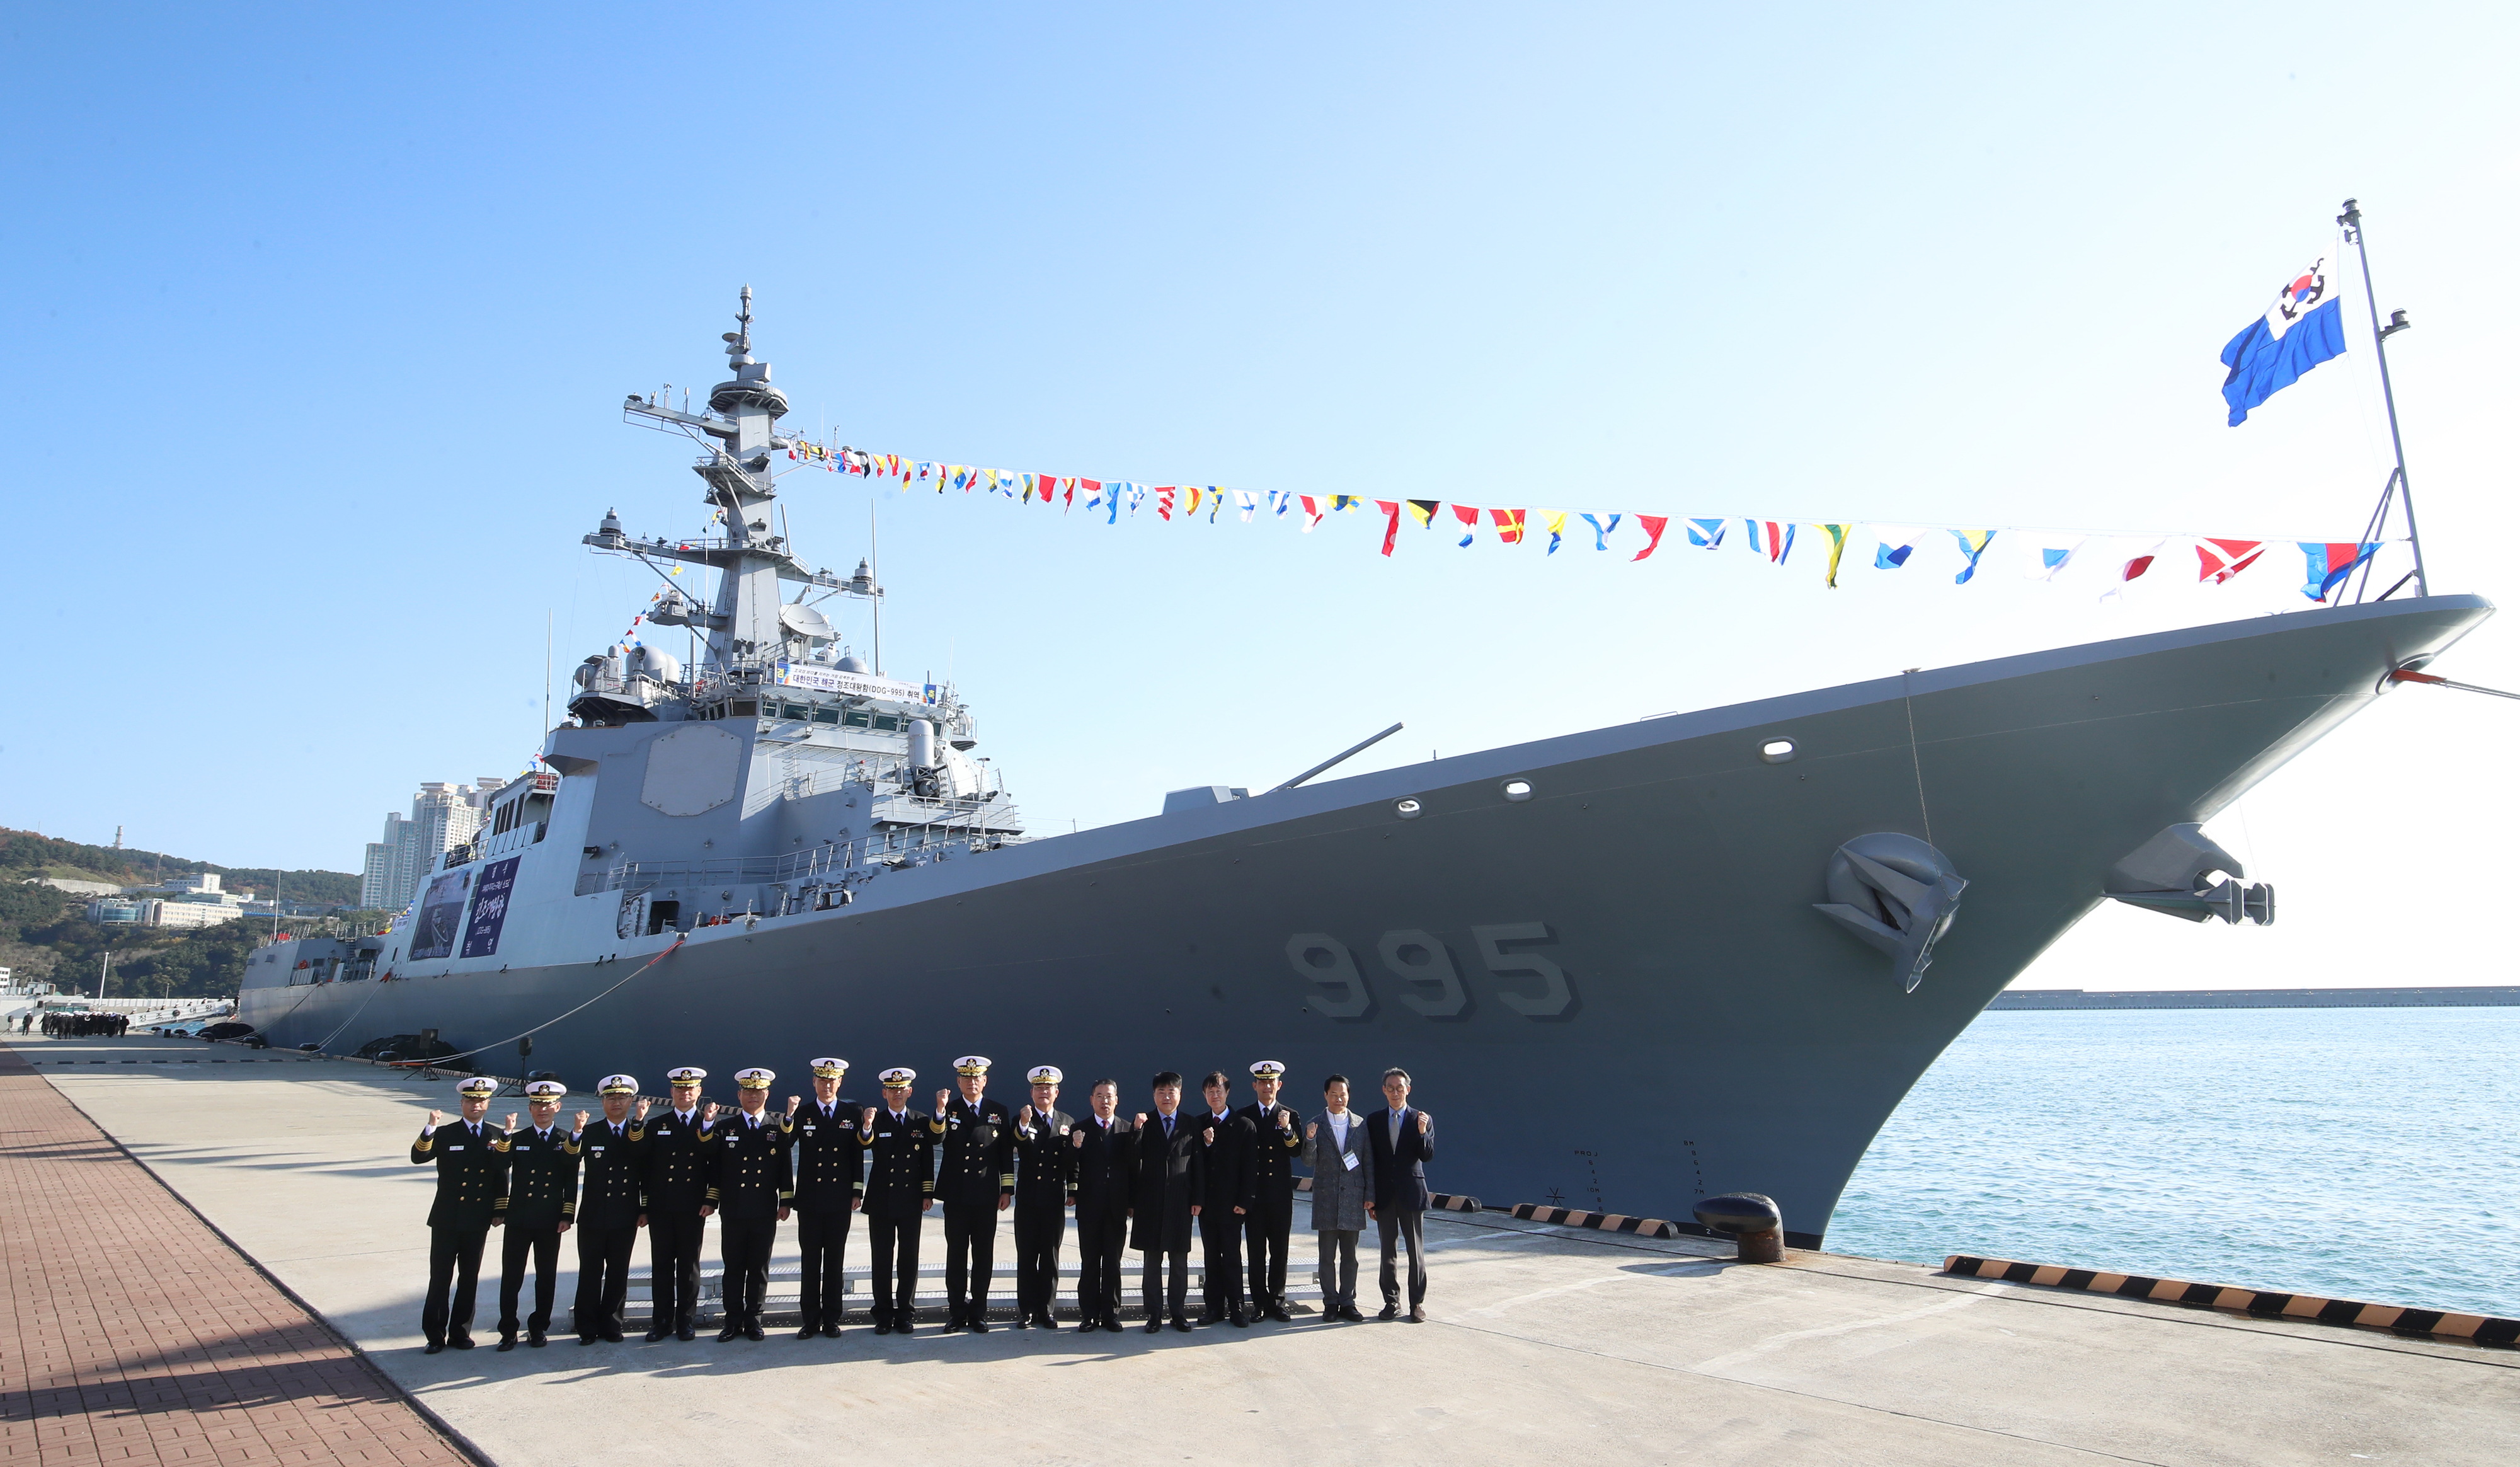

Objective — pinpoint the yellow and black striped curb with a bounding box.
[1944,1255,2519,1349]
[1509,1204,1680,1238]
[1292,1177,1479,1211]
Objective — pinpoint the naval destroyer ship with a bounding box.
[239,291,2492,1246]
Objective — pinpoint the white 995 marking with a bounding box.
[1286,925,1575,1021]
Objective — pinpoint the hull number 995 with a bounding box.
[1285,925,1576,1021]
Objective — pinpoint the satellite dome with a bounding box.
[836,653,870,673]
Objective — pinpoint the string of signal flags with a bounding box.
[782,440,2390,606]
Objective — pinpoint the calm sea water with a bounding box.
[1828,1006,2520,1319]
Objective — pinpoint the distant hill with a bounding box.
[0,829,362,907]
[1,829,369,1000]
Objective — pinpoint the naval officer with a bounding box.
[1008,1065,1075,1328]
[786,1057,866,1339]
[702,1067,790,1342]
[571,1074,648,1344]
[494,1079,581,1350]
[641,1066,718,1341]
[1068,1079,1135,1332]
[933,1056,1014,1332]
[1236,1060,1303,1321]
[411,1074,507,1354]
[861,1067,938,1334]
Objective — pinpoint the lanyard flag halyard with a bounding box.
[2221,250,2348,425]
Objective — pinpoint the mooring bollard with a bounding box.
[1693,1193,1785,1262]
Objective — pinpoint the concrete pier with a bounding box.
[7,1030,2514,1466]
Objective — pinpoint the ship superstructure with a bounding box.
[240,293,2493,1245]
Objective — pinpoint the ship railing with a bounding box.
[575,846,853,898]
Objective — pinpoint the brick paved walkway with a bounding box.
[0,1044,474,1467]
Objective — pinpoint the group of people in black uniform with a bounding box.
[408,1055,1439,1354]
[34,1011,129,1037]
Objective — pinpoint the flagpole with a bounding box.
[2338,198,2426,597]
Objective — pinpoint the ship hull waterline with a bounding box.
[244,595,2491,1246]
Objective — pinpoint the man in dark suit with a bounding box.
[1236,1059,1304,1321]
[1067,1079,1133,1332]
[1009,1065,1075,1328]
[641,1066,718,1341]
[1366,1066,1436,1323]
[785,1057,865,1339]
[862,1067,939,1334]
[1194,1070,1256,1327]
[410,1074,507,1354]
[702,1067,791,1342]
[932,1055,1014,1332]
[495,1079,581,1350]
[1132,1071,1205,1333]
[570,1074,648,1345]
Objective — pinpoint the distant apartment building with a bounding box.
[358,778,507,911]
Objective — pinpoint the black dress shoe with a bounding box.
[895,1320,915,1336]
[717,1325,741,1343]
[496,1337,517,1352]
[1040,1316,1059,1330]
[578,1336,599,1347]
[1377,1303,1400,1320]
[1014,1317,1031,1329]
[1407,1306,1426,1323]
[823,1323,842,1338]
[968,1319,988,1334]
[644,1328,667,1342]
[603,1328,625,1343]
[527,1331,547,1348]
[1345,1306,1369,1323]
[873,1320,893,1336]
[1228,1311,1249,1328]
[1145,1318,1164,1334]
[743,1323,765,1342]
[675,1326,696,1342]
[424,1341,445,1355]
[796,1326,820,1341]
[940,1320,965,1335]
[1171,1316,1194,1333]
[449,1333,476,1350]
[1266,1304,1293,1322]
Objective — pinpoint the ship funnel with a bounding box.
[1812,833,1968,994]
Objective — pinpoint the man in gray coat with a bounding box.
[1300,1074,1373,1323]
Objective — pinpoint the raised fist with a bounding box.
[1018,1104,1034,1127]
[574,1109,590,1130]
[1070,1129,1085,1150]
[1307,1122,1318,1140]
[634,1098,651,1120]
[1279,1110,1294,1132]
[1135,1113,1147,1126]
[503,1112,518,1132]
[936,1089,950,1113]
[861,1106,878,1130]
[702,1101,719,1122]
[1418,1112,1431,1134]
[786,1095,801,1115]
[1201,1125,1215,1145]
[427,1108,444,1127]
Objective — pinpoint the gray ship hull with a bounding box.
[244,594,2490,1245]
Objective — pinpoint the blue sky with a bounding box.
[4,3,2514,986]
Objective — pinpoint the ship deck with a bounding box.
[7,1030,2512,1466]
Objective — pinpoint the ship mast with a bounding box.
[590,287,879,707]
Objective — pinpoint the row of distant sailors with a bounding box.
[409,1056,1439,1352]
[30,1011,128,1037]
